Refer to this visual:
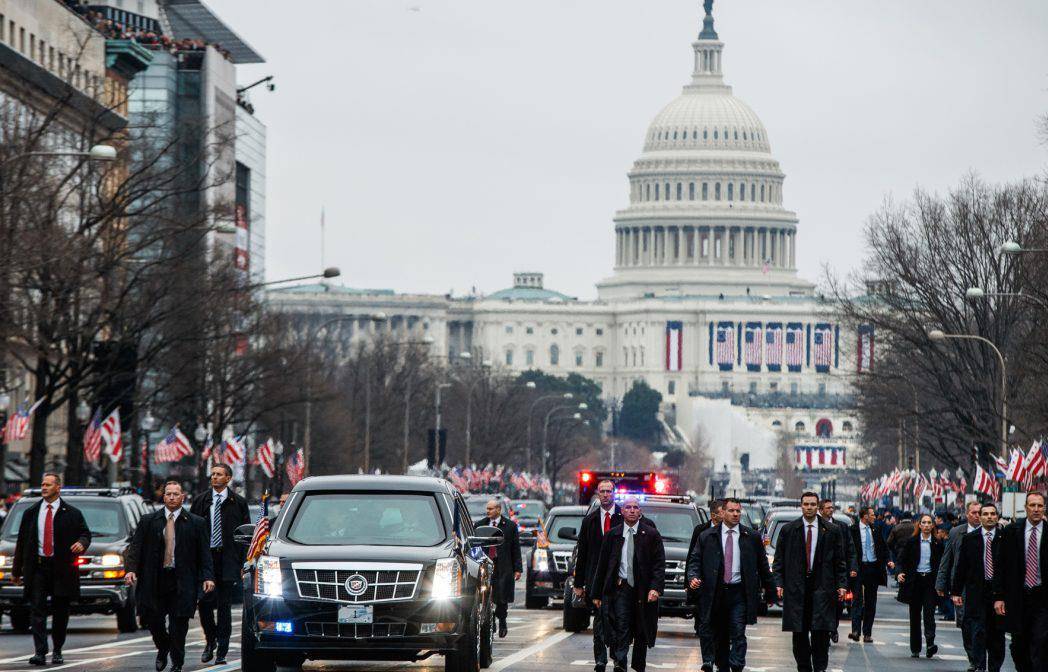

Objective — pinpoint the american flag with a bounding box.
[3,398,43,444]
[154,427,194,463]
[258,438,276,478]
[974,463,999,499]
[857,324,875,373]
[1025,441,1046,487]
[223,436,245,464]
[785,324,804,370]
[744,324,762,370]
[201,432,214,461]
[765,324,783,369]
[244,494,270,567]
[932,476,945,502]
[914,474,929,500]
[100,409,123,462]
[715,323,735,369]
[83,408,103,463]
[813,325,833,370]
[286,448,305,486]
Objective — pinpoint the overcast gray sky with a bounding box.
[209,0,1048,299]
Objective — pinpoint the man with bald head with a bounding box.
[474,498,522,637]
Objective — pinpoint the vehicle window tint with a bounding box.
[1,500,126,540]
[546,515,584,540]
[640,509,698,542]
[454,498,475,537]
[287,493,445,547]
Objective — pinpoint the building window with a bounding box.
[622,347,628,365]
[505,349,514,366]
[689,182,695,200]
[748,381,757,394]
[631,348,637,367]
[596,328,604,336]
[526,326,534,335]
[575,351,583,367]
[816,419,833,438]
[715,183,721,200]
[751,183,756,202]
[743,131,748,140]
[714,129,718,140]
[702,183,709,200]
[551,328,558,335]
[817,383,826,397]
[673,130,678,139]
[769,381,778,392]
[595,351,604,367]
[703,128,708,139]
[575,327,583,336]
[676,183,682,200]
[842,421,853,433]
[794,421,806,433]
[721,380,731,393]
[550,344,560,366]
[727,183,734,201]
[505,325,513,334]
[664,183,670,200]
[740,183,746,201]
[525,349,534,366]
[668,380,676,396]
[760,184,765,201]
[655,184,659,201]
[639,347,645,366]
[771,420,782,428]
[790,383,798,396]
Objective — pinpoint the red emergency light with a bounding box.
[580,472,593,484]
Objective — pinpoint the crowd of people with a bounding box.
[571,484,1046,672]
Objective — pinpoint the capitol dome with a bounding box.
[597,1,813,301]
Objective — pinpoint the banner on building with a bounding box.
[813,323,834,373]
[714,322,735,371]
[794,445,847,469]
[765,322,783,372]
[744,322,762,371]
[665,321,683,372]
[785,323,804,372]
[857,324,874,373]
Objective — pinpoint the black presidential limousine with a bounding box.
[237,475,501,672]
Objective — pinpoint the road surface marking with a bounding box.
[487,628,574,672]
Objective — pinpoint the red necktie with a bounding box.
[603,511,611,534]
[43,504,54,557]
[805,525,813,572]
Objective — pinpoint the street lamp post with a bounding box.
[965,286,1048,310]
[525,389,574,473]
[434,382,451,467]
[541,403,588,479]
[1000,241,1048,256]
[462,357,492,468]
[928,329,1008,458]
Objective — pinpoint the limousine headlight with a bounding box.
[255,556,283,598]
[431,558,462,600]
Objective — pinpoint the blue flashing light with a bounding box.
[612,492,647,503]
[275,621,293,634]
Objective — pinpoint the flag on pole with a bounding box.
[244,493,270,568]
[1025,441,1046,487]
[258,438,275,478]
[665,321,683,372]
[1004,449,1027,483]
[223,436,245,464]
[154,427,194,463]
[100,409,123,462]
[974,463,999,500]
[3,398,44,444]
[286,448,305,486]
[83,408,103,463]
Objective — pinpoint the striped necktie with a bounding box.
[1026,525,1040,588]
[210,493,223,549]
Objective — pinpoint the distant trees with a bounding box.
[618,380,663,445]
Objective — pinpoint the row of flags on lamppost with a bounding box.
[860,441,1048,503]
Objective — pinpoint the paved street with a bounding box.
[0,567,1017,672]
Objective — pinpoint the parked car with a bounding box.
[524,505,585,609]
[238,475,499,672]
[0,487,150,633]
[508,499,547,546]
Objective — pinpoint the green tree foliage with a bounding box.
[619,380,662,445]
[516,370,608,424]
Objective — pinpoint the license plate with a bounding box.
[338,605,373,624]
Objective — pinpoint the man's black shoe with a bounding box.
[847,631,860,642]
[155,649,168,671]
[215,652,227,665]
[863,636,874,643]
[927,645,938,658]
[613,666,627,672]
[911,652,920,658]
[498,619,508,638]
[700,665,713,672]
[170,667,183,672]
[28,654,46,666]
[201,643,215,663]
[52,651,64,665]
[830,630,839,643]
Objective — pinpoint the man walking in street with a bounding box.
[937,499,982,669]
[687,498,722,656]
[475,498,522,638]
[773,492,847,672]
[952,502,1004,672]
[686,498,772,672]
[11,473,90,666]
[591,496,665,672]
[189,463,249,664]
[126,479,215,672]
[993,491,1047,672]
[849,506,892,643]
[818,499,854,644]
[574,480,622,672]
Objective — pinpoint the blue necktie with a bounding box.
[863,526,874,562]
[210,494,223,549]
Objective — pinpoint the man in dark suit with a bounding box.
[937,500,982,669]
[11,472,90,666]
[686,498,772,672]
[773,492,847,672]
[126,479,215,672]
[475,498,522,638]
[573,480,623,672]
[818,500,854,644]
[591,496,665,672]
[993,490,1047,672]
[952,502,1004,672]
[848,506,892,643]
[189,463,249,664]
[687,498,723,656]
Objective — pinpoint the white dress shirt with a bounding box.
[721,523,742,584]
[37,498,61,556]
[619,522,639,582]
[1026,520,1043,587]
[803,518,819,569]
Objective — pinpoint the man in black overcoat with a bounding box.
[936,500,982,668]
[126,479,215,672]
[993,491,1048,672]
[951,502,1004,672]
[848,506,891,642]
[475,498,522,638]
[772,492,847,672]
[686,498,772,672]
[818,499,854,644]
[573,480,622,672]
[189,463,250,664]
[686,498,722,656]
[591,496,665,672]
[12,472,91,666]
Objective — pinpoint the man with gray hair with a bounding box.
[475,498,522,637]
[936,500,982,669]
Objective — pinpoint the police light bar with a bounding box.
[612,492,693,505]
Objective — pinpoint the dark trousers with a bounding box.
[696,607,715,667]
[198,552,233,650]
[593,601,611,667]
[907,573,936,653]
[711,583,747,671]
[149,569,190,667]
[850,563,880,637]
[792,577,829,672]
[27,560,69,656]
[1010,586,1048,672]
[494,601,509,621]
[967,588,1005,672]
[609,583,646,672]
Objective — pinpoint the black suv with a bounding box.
[238,475,501,672]
[560,495,708,630]
[0,487,149,632]
[524,505,585,609]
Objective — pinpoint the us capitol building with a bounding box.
[270,4,864,473]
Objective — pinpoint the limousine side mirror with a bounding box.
[557,526,578,541]
[468,524,504,548]
[233,523,255,547]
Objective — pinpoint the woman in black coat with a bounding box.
[896,514,944,659]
